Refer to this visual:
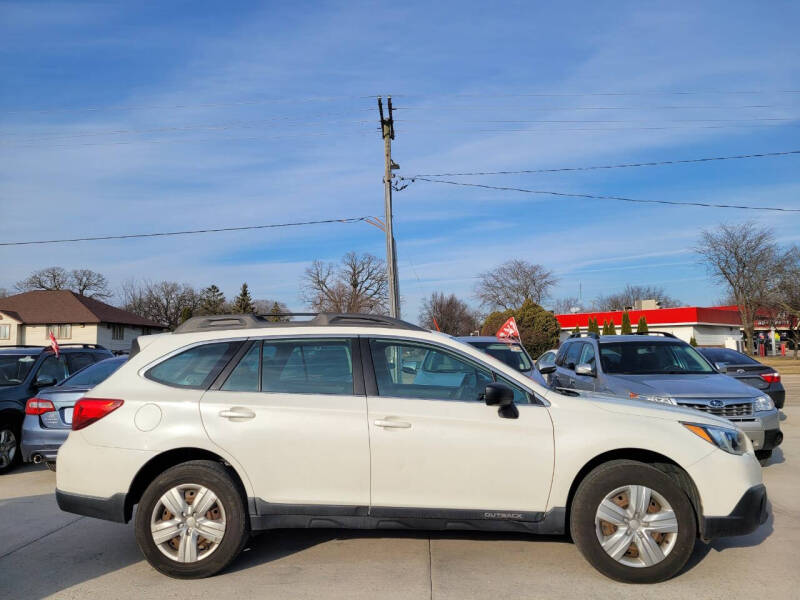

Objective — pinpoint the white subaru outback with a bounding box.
[56,313,767,583]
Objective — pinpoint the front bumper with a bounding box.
[767,387,785,410]
[702,484,768,539]
[20,415,69,462]
[733,410,780,451]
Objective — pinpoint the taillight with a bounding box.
[760,372,780,384]
[26,397,55,415]
[72,398,124,431]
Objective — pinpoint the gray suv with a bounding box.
[548,332,782,460]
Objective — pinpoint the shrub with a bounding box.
[480,299,561,357]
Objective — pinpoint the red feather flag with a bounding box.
[496,316,520,341]
[48,331,60,357]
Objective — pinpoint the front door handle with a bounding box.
[374,419,411,429]
[219,407,256,420]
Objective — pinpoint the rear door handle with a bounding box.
[219,407,256,420]
[374,419,411,429]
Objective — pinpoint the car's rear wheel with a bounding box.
[0,421,21,475]
[570,460,697,583]
[134,460,249,578]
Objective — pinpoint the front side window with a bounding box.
[147,342,239,388]
[371,339,493,401]
[466,341,533,372]
[579,343,596,367]
[563,343,583,370]
[599,341,715,375]
[37,355,69,383]
[261,339,353,395]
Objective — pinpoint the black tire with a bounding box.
[755,449,772,462]
[570,460,697,584]
[0,418,22,475]
[134,460,249,578]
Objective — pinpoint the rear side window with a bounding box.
[67,352,94,373]
[261,339,353,395]
[147,342,239,389]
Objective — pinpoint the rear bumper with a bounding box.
[702,484,768,539]
[20,415,69,462]
[55,489,128,523]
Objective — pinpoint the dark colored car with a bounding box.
[455,336,548,386]
[22,356,127,470]
[0,344,113,474]
[697,347,785,409]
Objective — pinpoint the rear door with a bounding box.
[200,337,370,508]
[364,337,553,513]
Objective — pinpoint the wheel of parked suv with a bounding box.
[755,449,772,462]
[570,460,696,584]
[0,420,22,474]
[134,460,249,578]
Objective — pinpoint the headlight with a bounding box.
[753,394,774,412]
[682,422,747,455]
[629,392,676,405]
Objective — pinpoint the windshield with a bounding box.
[599,341,714,375]
[0,353,39,386]
[466,341,533,372]
[62,358,126,387]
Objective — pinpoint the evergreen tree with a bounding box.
[690,336,698,347]
[607,319,617,335]
[267,301,290,322]
[232,282,255,314]
[620,311,632,334]
[479,299,560,357]
[572,324,581,335]
[601,320,610,335]
[636,316,649,333]
[179,305,193,324]
[588,317,601,335]
[200,284,226,315]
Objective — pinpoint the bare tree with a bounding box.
[419,292,480,335]
[594,284,681,311]
[119,279,200,330]
[302,252,388,314]
[69,269,112,299]
[0,288,8,298]
[475,259,557,310]
[696,222,783,354]
[551,296,584,314]
[16,267,70,292]
[770,246,800,358]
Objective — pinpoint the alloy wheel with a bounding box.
[150,484,227,563]
[0,428,17,469]
[595,484,679,568]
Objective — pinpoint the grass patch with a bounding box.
[759,355,800,374]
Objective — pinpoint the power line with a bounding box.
[395,104,795,111]
[0,216,373,247]
[410,149,800,177]
[411,90,800,98]
[399,176,800,213]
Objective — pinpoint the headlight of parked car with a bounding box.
[682,422,748,455]
[629,392,676,405]
[752,394,775,412]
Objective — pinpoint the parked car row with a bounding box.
[53,313,768,584]
[0,344,123,473]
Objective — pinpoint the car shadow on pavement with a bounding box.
[761,447,785,466]
[228,528,571,574]
[681,506,774,574]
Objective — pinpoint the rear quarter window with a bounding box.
[146,342,240,389]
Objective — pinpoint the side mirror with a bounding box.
[715,362,728,373]
[34,375,57,388]
[484,382,514,406]
[401,361,418,375]
[538,364,556,375]
[575,363,596,377]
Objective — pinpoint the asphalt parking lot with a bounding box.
[2,376,799,600]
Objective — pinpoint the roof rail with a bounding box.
[56,343,109,350]
[633,331,677,338]
[0,344,47,349]
[569,332,599,339]
[173,312,426,334]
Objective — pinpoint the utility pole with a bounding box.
[378,96,401,318]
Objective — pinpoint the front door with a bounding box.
[201,337,370,508]
[364,337,554,513]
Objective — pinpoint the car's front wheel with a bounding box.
[134,460,249,578]
[570,460,697,583]
[0,420,21,474]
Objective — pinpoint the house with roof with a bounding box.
[0,290,165,352]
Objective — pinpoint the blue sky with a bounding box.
[1,1,799,321]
